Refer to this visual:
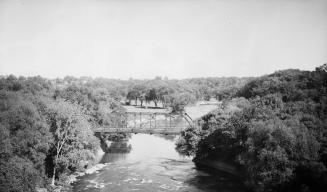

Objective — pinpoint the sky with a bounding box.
[0,0,326,79]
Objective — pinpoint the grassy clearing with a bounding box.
[123,101,220,120]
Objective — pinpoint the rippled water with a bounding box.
[71,134,244,192]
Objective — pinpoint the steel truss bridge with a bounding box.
[94,112,195,135]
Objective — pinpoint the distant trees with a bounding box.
[123,77,251,108]
[125,81,197,113]
[126,89,138,105]
[166,92,196,113]
[126,83,147,106]
[137,84,147,107]
[126,82,161,107]
[316,63,327,73]
[213,87,239,101]
[146,88,159,107]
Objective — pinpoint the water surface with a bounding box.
[72,134,244,192]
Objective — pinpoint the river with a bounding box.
[71,133,244,192]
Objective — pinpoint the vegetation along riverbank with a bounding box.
[1,64,326,192]
[176,64,327,192]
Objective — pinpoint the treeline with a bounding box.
[63,76,250,102]
[176,64,327,192]
[0,75,126,191]
[54,76,251,112]
[124,77,250,111]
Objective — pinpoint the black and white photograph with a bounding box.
[0,0,327,192]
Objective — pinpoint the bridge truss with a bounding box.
[94,112,195,135]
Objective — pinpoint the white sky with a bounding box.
[0,0,326,79]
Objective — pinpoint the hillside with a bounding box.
[176,64,327,192]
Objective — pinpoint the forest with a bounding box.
[176,64,327,192]
[0,74,248,191]
[1,64,326,192]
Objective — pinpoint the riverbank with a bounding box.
[43,147,107,192]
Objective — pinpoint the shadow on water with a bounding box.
[157,157,245,192]
[186,164,246,192]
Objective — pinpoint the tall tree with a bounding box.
[46,100,99,186]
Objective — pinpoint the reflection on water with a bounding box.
[72,134,244,192]
[100,141,131,162]
[104,141,132,153]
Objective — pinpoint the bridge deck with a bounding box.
[94,127,185,134]
[125,111,170,115]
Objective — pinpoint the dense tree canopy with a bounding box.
[0,75,127,191]
[0,91,52,192]
[176,65,327,192]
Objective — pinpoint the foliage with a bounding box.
[176,126,201,156]
[166,92,196,113]
[1,65,325,191]
[54,83,127,128]
[176,65,327,192]
[0,91,52,192]
[123,77,251,108]
[45,99,99,185]
[0,75,125,191]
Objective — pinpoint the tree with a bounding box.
[132,83,147,107]
[176,66,327,192]
[139,92,146,107]
[45,100,99,186]
[127,85,144,106]
[146,88,159,107]
[0,91,52,191]
[168,92,196,113]
[316,63,327,73]
[126,90,137,105]
[157,84,175,108]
